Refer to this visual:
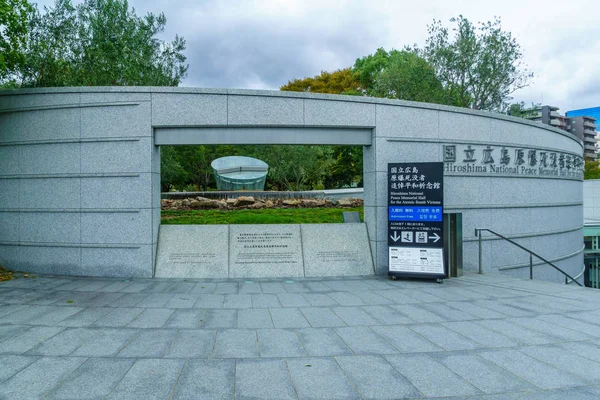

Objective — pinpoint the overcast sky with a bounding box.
[36,0,600,111]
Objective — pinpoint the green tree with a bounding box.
[280,68,361,95]
[0,0,34,80]
[417,15,533,110]
[160,146,187,192]
[15,0,187,87]
[585,159,600,180]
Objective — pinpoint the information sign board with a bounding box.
[388,162,446,279]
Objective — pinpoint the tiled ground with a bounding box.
[1,272,600,399]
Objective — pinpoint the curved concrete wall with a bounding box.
[0,87,584,282]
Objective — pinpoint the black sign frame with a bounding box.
[387,162,446,280]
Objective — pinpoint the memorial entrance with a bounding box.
[153,128,375,279]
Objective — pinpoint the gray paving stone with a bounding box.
[390,304,447,323]
[0,325,30,343]
[328,292,366,306]
[374,290,420,304]
[538,314,600,338]
[435,352,534,394]
[335,355,420,399]
[300,307,346,327]
[304,281,331,292]
[420,302,478,321]
[0,357,87,400]
[73,280,113,292]
[302,293,338,306]
[120,282,152,293]
[442,321,519,348]
[127,308,174,328]
[251,294,281,308]
[474,300,533,317]
[409,324,482,351]
[519,345,600,381]
[213,329,259,358]
[194,294,225,308]
[257,328,306,357]
[371,325,444,353]
[361,305,414,324]
[332,306,379,326]
[282,281,309,293]
[47,358,135,400]
[0,355,38,383]
[171,359,234,400]
[269,308,310,328]
[259,282,286,294]
[352,291,394,305]
[76,292,125,307]
[201,309,237,328]
[478,349,585,390]
[296,328,353,356]
[507,316,591,342]
[0,326,65,354]
[189,282,217,293]
[108,293,148,307]
[57,307,113,327]
[117,329,178,358]
[276,293,310,308]
[237,309,274,328]
[323,281,354,292]
[236,359,296,400]
[475,319,556,345]
[214,282,238,294]
[559,341,600,363]
[238,281,263,294]
[386,354,481,398]
[335,326,398,354]
[91,308,144,327]
[99,281,136,292]
[517,388,600,400]
[445,300,509,319]
[165,294,200,308]
[286,357,360,399]
[135,293,174,308]
[343,281,378,291]
[164,309,205,329]
[402,288,447,303]
[421,287,471,301]
[27,328,95,356]
[107,358,184,400]
[164,329,216,359]
[71,328,138,357]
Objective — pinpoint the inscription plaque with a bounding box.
[302,224,374,277]
[229,225,303,278]
[155,225,228,278]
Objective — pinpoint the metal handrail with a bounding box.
[475,228,583,287]
[565,264,586,285]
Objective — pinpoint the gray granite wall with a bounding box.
[0,87,584,282]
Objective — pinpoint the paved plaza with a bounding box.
[1,272,600,399]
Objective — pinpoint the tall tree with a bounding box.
[14,0,187,87]
[417,15,533,110]
[0,0,34,81]
[280,68,361,95]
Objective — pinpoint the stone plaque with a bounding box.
[229,225,303,278]
[155,225,228,278]
[301,224,374,277]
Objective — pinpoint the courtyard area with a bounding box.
[1,272,600,399]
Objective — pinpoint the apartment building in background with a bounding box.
[526,105,598,159]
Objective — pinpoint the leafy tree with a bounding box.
[160,146,187,192]
[0,0,34,80]
[505,101,542,118]
[585,160,600,180]
[13,0,187,87]
[280,68,361,95]
[416,15,533,110]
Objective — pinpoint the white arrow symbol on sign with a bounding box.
[429,233,441,243]
[390,232,401,242]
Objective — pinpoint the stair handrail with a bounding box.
[475,228,583,287]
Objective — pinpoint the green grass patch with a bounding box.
[161,207,364,224]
